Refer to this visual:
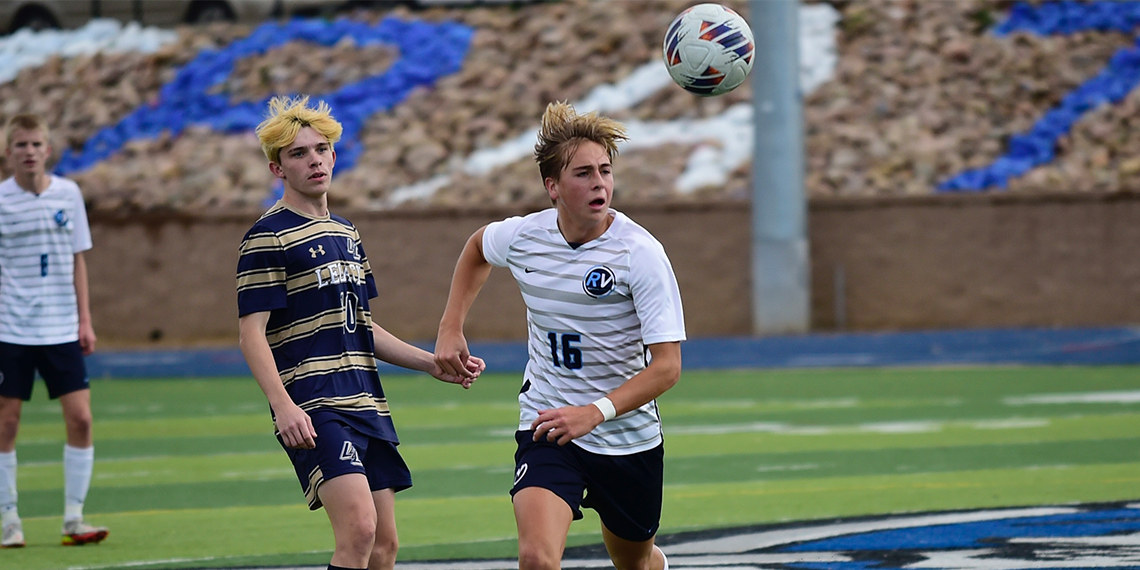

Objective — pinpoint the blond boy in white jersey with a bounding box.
[0,114,107,548]
[436,102,685,570]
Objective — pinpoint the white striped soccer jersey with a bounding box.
[236,201,397,443]
[0,176,92,345]
[483,208,686,455]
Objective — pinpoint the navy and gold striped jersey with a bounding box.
[237,201,396,442]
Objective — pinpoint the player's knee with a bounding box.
[605,538,660,570]
[517,544,561,570]
[335,515,377,558]
[0,406,18,426]
[369,533,398,569]
[612,553,656,570]
[0,412,18,443]
[64,410,93,439]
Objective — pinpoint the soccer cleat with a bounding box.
[1,520,24,548]
[61,518,108,546]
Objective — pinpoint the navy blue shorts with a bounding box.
[511,430,664,542]
[0,341,89,401]
[280,417,412,510]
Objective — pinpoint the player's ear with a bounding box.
[544,176,558,204]
[268,161,285,179]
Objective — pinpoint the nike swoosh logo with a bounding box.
[524,268,536,273]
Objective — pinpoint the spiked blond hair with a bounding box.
[534,101,628,184]
[256,95,342,164]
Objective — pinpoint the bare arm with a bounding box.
[532,341,682,445]
[74,252,95,355]
[434,226,494,378]
[372,322,483,388]
[238,311,316,449]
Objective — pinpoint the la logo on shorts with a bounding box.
[340,441,363,467]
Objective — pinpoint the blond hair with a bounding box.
[5,114,50,149]
[534,101,628,183]
[256,95,343,164]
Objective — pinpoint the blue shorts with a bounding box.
[511,430,664,542]
[280,417,412,510]
[0,341,89,401]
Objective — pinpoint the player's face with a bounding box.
[546,140,613,227]
[6,128,51,177]
[270,127,335,198]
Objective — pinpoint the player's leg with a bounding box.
[319,473,378,569]
[58,389,107,544]
[0,341,35,452]
[360,439,411,570]
[58,389,107,545]
[514,487,575,570]
[581,444,665,570]
[59,389,93,448]
[0,341,36,548]
[44,342,106,545]
[367,488,398,570]
[600,526,667,570]
[300,421,394,570]
[511,430,587,570]
[0,396,24,548]
[0,396,21,452]
[43,342,93,447]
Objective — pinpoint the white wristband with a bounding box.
[591,397,617,421]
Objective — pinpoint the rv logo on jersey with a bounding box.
[582,266,616,298]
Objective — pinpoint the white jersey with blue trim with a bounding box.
[0,176,92,345]
[483,208,686,455]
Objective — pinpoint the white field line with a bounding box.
[1005,391,1140,405]
[665,418,1051,436]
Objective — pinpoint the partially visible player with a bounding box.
[0,114,108,548]
[435,101,685,570]
[237,95,484,570]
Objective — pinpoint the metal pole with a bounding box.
[750,0,810,335]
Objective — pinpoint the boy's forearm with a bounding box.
[74,253,92,325]
[372,323,434,373]
[439,230,492,332]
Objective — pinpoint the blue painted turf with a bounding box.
[86,326,1140,379]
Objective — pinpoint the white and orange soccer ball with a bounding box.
[663,3,755,97]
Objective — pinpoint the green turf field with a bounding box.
[5,365,1140,570]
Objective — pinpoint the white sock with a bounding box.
[0,450,16,523]
[63,444,94,522]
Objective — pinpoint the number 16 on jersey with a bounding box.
[547,332,582,369]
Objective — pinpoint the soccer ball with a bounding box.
[663,3,755,97]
